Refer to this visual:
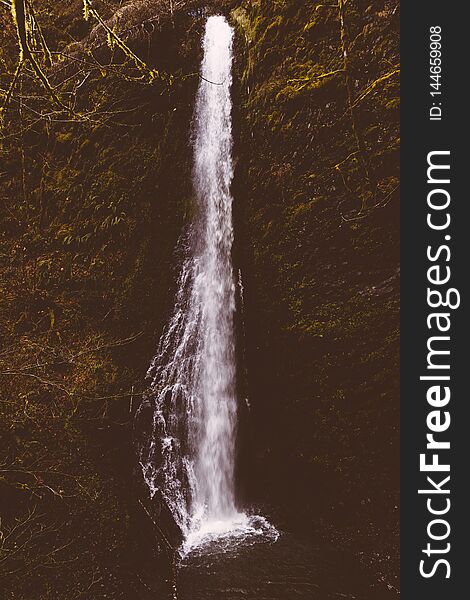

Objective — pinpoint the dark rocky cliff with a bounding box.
[231,0,399,590]
[1,1,399,597]
[1,3,205,597]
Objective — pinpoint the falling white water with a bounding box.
[138,15,278,554]
[192,14,238,522]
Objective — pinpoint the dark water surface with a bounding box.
[177,531,379,600]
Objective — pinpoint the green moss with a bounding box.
[385,98,400,110]
[231,6,265,43]
[56,131,73,143]
[258,14,284,46]
[275,61,343,102]
[303,3,337,36]
[233,0,399,583]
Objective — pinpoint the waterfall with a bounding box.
[139,15,239,537]
[137,15,278,553]
[191,15,237,521]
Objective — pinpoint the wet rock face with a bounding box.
[0,4,206,597]
[133,468,185,551]
[230,0,399,587]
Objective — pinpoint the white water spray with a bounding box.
[138,15,277,553]
[191,15,237,521]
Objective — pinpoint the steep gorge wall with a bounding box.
[231,0,399,587]
[0,4,206,597]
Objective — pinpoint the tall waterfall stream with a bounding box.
[138,15,277,556]
[134,15,389,600]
